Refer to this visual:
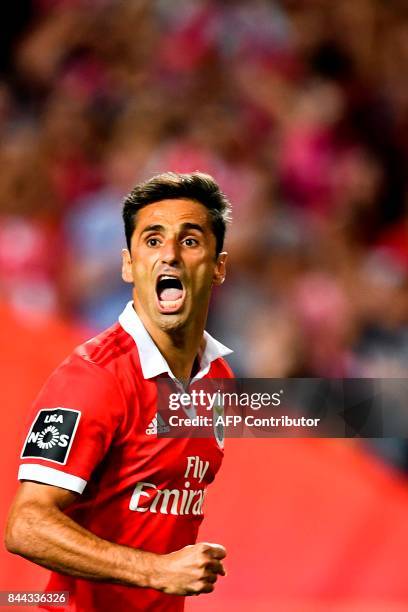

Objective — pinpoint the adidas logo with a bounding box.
[146,413,170,435]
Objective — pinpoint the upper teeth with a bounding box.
[160,275,177,280]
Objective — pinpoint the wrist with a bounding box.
[142,551,167,591]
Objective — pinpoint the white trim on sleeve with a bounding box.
[18,464,87,494]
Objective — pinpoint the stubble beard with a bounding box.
[156,312,188,335]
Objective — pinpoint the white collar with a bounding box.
[118,301,232,381]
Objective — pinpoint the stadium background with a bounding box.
[1,1,408,609]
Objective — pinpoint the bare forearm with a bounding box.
[6,501,159,588]
[6,483,227,596]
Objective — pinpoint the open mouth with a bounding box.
[155,275,186,314]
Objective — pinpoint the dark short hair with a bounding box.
[122,172,232,255]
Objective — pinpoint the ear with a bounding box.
[121,249,133,283]
[213,251,228,286]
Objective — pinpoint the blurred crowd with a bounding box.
[1,0,408,389]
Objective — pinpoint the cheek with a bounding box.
[192,260,216,287]
[132,259,153,286]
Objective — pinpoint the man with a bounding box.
[5,172,234,611]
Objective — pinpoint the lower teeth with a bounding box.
[160,299,181,308]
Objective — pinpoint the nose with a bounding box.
[160,237,180,266]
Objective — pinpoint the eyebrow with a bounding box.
[180,223,205,234]
[140,222,205,235]
[141,224,165,235]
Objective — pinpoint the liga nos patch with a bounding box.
[21,408,81,465]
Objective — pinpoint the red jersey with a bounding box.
[18,302,233,612]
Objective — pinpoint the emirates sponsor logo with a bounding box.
[129,456,209,516]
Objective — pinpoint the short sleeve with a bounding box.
[18,355,125,494]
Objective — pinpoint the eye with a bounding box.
[182,237,199,247]
[146,237,161,247]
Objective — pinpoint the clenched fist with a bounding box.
[151,542,227,596]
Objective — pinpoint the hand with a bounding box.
[152,542,227,596]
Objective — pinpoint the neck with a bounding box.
[134,303,207,381]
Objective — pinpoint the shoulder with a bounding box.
[43,323,140,397]
[73,322,135,369]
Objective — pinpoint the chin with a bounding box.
[156,312,187,332]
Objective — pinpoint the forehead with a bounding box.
[134,198,211,230]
